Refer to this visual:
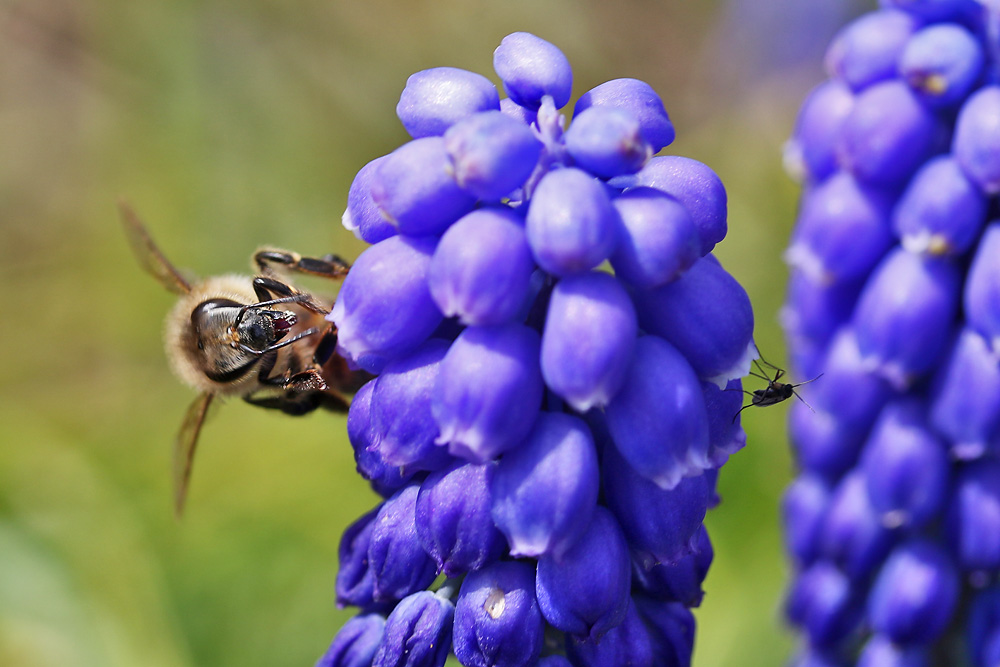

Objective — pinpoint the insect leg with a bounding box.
[252,276,327,315]
[254,249,351,281]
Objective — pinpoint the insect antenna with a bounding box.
[788,374,824,413]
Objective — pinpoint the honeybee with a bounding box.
[120,202,367,515]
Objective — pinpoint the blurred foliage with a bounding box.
[0,0,866,665]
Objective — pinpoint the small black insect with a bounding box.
[732,355,823,422]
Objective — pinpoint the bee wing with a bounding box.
[173,392,214,517]
[118,200,193,295]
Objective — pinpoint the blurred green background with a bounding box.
[0,1,866,665]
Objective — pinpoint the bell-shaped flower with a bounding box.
[343,155,396,244]
[373,591,454,667]
[573,78,675,152]
[701,378,746,467]
[348,380,417,496]
[564,107,651,178]
[536,507,631,640]
[807,328,892,429]
[611,156,725,255]
[427,207,534,327]
[444,111,541,201]
[868,540,959,646]
[782,475,832,568]
[633,256,755,385]
[930,328,1000,459]
[369,339,454,472]
[859,400,949,529]
[857,634,930,667]
[452,561,545,667]
[609,187,701,289]
[499,97,536,125]
[946,459,1000,571]
[370,137,477,237]
[602,444,710,567]
[368,485,438,603]
[565,598,655,667]
[524,167,619,276]
[965,223,1000,353]
[900,23,983,108]
[837,80,940,187]
[316,614,386,667]
[784,171,895,284]
[633,524,712,607]
[784,79,854,183]
[788,401,868,480]
[968,586,1000,667]
[893,155,987,256]
[819,470,895,580]
[853,248,960,389]
[824,9,917,91]
[396,67,500,139]
[540,271,637,411]
[953,86,1000,193]
[331,235,443,374]
[604,335,710,489]
[490,412,599,559]
[414,461,506,577]
[336,507,390,612]
[785,561,863,648]
[432,323,544,463]
[492,32,572,110]
[633,597,695,667]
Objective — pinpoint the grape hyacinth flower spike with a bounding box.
[320,30,756,666]
[782,2,1000,662]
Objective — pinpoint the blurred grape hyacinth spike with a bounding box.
[782,2,1000,663]
[322,30,756,667]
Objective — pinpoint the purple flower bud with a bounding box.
[604,335,710,489]
[857,634,930,667]
[965,224,1000,352]
[344,156,397,244]
[432,323,544,463]
[609,187,701,289]
[633,256,755,385]
[837,80,940,187]
[807,328,892,429]
[900,24,983,108]
[893,155,987,255]
[444,111,541,201]
[336,508,388,611]
[316,614,385,667]
[493,32,572,110]
[820,471,895,580]
[612,156,726,256]
[499,97,537,126]
[369,340,454,472]
[869,540,959,645]
[633,597,695,667]
[782,475,832,568]
[603,444,710,567]
[524,167,619,276]
[785,172,894,284]
[373,591,454,667]
[368,485,438,602]
[348,380,417,495]
[953,86,1000,193]
[947,459,1000,571]
[785,80,855,183]
[537,658,572,667]
[427,207,534,327]
[540,272,637,411]
[536,507,631,639]
[414,462,506,577]
[931,328,1000,459]
[853,248,960,389]
[785,561,863,648]
[781,272,863,356]
[564,107,651,178]
[634,524,712,607]
[331,235,443,374]
[859,401,949,529]
[824,9,918,91]
[882,0,979,22]
[968,586,1000,667]
[453,561,545,667]
[565,598,655,667]
[396,67,500,139]
[702,378,747,467]
[789,402,869,480]
[574,78,675,152]
[491,412,599,559]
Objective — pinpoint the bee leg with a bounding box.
[243,393,322,416]
[317,388,350,413]
[252,276,327,315]
[254,249,351,281]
